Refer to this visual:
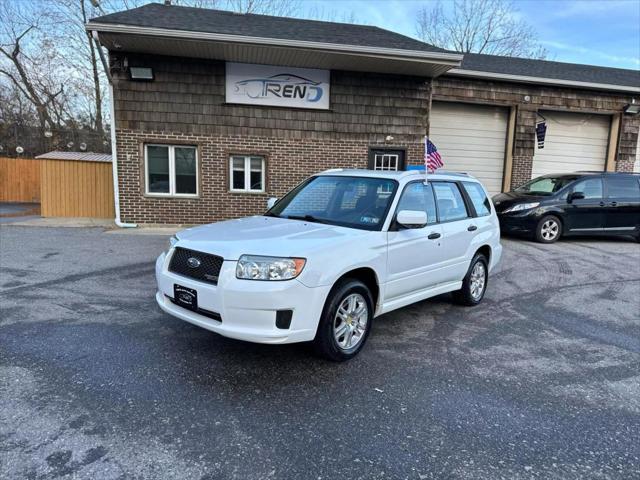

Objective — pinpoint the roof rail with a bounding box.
[404,169,470,177]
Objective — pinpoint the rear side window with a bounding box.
[604,176,640,198]
[396,182,437,225]
[572,178,603,199]
[462,181,491,216]
[433,182,469,222]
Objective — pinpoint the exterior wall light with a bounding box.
[623,103,640,115]
[129,67,154,81]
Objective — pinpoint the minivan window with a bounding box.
[267,175,398,231]
[396,182,437,225]
[572,178,603,199]
[462,181,491,216]
[604,176,640,198]
[515,175,579,195]
[433,182,469,222]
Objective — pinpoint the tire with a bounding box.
[453,253,488,306]
[312,278,374,362]
[535,215,562,243]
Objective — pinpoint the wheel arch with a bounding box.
[474,244,492,265]
[332,267,380,312]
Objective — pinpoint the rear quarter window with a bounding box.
[462,181,492,216]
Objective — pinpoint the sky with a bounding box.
[300,0,640,70]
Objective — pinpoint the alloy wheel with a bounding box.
[469,261,486,301]
[541,219,560,241]
[333,293,368,350]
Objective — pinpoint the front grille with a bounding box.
[169,247,223,285]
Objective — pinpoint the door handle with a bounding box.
[610,201,618,207]
[427,232,441,240]
[467,225,478,232]
[599,202,605,207]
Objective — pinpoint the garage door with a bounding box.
[430,102,508,195]
[532,111,610,178]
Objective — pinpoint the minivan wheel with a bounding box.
[312,279,374,362]
[453,253,488,306]
[535,215,562,243]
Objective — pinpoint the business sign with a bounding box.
[225,62,330,110]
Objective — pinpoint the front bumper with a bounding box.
[155,251,331,344]
[498,212,539,235]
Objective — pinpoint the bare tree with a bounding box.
[0,1,67,131]
[416,0,547,59]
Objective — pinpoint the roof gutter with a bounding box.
[86,22,464,66]
[92,31,137,229]
[446,68,640,94]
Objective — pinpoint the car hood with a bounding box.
[492,191,546,213]
[174,215,372,260]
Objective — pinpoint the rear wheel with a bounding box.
[312,279,373,361]
[453,253,488,306]
[535,215,562,243]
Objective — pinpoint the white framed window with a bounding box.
[230,155,265,192]
[145,144,198,197]
[374,153,399,171]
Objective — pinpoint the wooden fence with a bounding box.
[0,157,41,203]
[40,159,115,218]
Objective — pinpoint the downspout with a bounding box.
[92,31,137,228]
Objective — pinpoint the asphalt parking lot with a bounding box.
[1,225,639,480]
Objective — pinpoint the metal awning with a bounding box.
[87,23,463,78]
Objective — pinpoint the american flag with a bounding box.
[424,137,443,172]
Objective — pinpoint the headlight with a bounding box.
[504,202,540,213]
[168,235,179,250]
[236,255,306,281]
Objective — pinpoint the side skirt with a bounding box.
[377,281,463,316]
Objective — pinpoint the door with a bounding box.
[368,148,406,171]
[432,181,476,282]
[564,177,605,232]
[603,175,640,231]
[430,102,508,195]
[532,111,610,178]
[385,182,445,301]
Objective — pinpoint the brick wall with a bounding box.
[433,76,639,188]
[116,130,422,224]
[112,53,430,224]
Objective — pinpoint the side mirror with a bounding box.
[396,210,428,228]
[266,197,278,209]
[568,191,585,203]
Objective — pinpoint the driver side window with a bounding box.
[396,182,437,225]
[572,178,603,200]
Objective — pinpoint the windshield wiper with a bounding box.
[286,214,329,224]
[264,212,280,218]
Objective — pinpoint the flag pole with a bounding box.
[424,135,429,185]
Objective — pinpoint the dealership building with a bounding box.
[87,3,640,225]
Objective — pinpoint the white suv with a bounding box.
[155,169,502,361]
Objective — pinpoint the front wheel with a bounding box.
[453,253,488,306]
[535,215,562,243]
[312,279,374,361]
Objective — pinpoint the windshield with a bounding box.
[267,175,398,231]
[515,175,579,195]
